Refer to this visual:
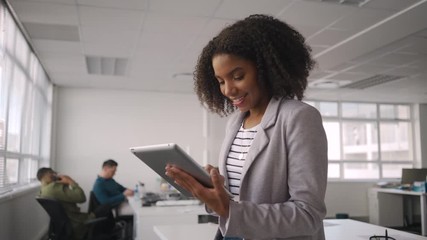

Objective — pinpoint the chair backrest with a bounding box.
[88,191,101,214]
[36,197,73,240]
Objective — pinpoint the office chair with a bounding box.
[36,197,109,240]
[88,191,132,240]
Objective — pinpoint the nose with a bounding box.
[222,81,236,97]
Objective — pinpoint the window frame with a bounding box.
[307,100,415,182]
[0,2,52,195]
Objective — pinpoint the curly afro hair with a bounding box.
[194,14,315,116]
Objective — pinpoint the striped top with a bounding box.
[226,123,258,200]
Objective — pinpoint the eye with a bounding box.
[233,74,244,81]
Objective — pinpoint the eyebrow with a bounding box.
[215,67,244,80]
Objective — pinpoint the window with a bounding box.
[307,101,414,180]
[0,3,52,192]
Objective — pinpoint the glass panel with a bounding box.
[380,122,413,161]
[21,86,34,154]
[323,121,340,160]
[382,164,412,179]
[19,158,37,183]
[6,158,19,184]
[5,11,16,54]
[15,31,30,68]
[30,90,42,156]
[7,65,27,152]
[0,64,6,150]
[30,159,38,181]
[328,163,340,178]
[319,102,338,117]
[0,156,4,187]
[343,163,379,179]
[342,103,376,119]
[342,122,378,160]
[380,104,410,119]
[0,6,3,57]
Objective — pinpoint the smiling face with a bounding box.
[212,53,270,114]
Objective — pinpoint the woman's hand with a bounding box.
[165,164,230,218]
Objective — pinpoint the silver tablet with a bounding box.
[130,143,212,197]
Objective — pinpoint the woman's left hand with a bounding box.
[165,164,230,218]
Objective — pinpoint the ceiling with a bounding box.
[6,0,427,103]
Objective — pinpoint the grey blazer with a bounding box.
[217,97,328,240]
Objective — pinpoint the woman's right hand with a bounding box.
[165,164,230,218]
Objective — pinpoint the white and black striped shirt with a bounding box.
[226,124,258,200]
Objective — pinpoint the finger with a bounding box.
[210,168,224,191]
[204,164,213,172]
[167,166,201,191]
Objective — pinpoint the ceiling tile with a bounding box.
[375,52,421,66]
[78,6,144,30]
[32,39,82,55]
[23,22,80,41]
[331,8,393,31]
[293,24,323,39]
[199,18,235,38]
[307,29,353,47]
[149,0,221,17]
[278,1,356,27]
[77,0,147,10]
[310,45,329,56]
[347,63,393,75]
[80,27,139,57]
[10,0,73,4]
[362,0,419,11]
[132,32,195,68]
[143,13,208,36]
[384,66,421,77]
[326,72,371,81]
[400,37,427,55]
[215,0,293,20]
[9,1,79,25]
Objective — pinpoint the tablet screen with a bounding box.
[130,143,212,197]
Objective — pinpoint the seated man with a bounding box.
[93,159,134,215]
[37,167,113,240]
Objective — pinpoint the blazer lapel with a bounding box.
[218,97,285,191]
[240,97,284,186]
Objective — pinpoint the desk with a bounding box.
[368,188,427,236]
[128,196,207,240]
[154,219,427,240]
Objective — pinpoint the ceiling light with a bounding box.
[85,56,128,76]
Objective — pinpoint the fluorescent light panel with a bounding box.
[85,56,128,76]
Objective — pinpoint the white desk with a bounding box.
[128,197,207,240]
[154,219,427,240]
[368,188,427,236]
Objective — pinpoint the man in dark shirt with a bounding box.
[92,160,134,211]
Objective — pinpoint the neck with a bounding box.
[243,96,270,128]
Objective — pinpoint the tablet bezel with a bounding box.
[130,143,212,197]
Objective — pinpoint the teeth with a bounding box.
[233,97,243,102]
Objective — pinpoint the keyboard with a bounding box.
[155,199,201,206]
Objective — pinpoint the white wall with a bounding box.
[53,88,427,220]
[54,88,205,208]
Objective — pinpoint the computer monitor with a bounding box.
[401,168,427,185]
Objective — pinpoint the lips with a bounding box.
[231,94,247,106]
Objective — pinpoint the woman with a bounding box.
[166,14,328,240]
